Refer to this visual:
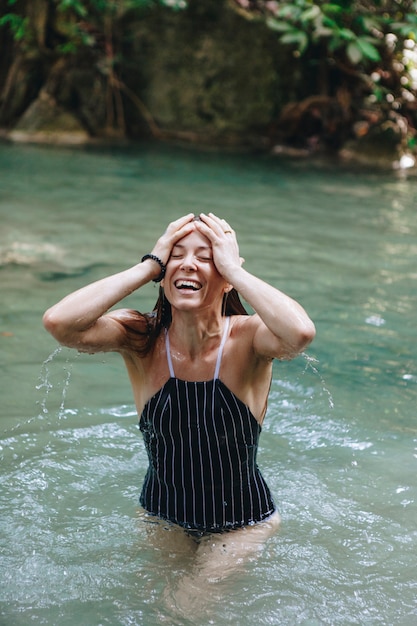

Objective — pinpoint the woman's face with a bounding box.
[162,228,228,313]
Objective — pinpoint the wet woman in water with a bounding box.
[43,212,315,605]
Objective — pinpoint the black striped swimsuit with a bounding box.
[139,316,275,532]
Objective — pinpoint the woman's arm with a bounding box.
[43,262,159,352]
[227,267,315,359]
[43,214,196,353]
[195,213,315,360]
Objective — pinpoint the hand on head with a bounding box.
[150,213,196,266]
[150,213,243,282]
[194,213,243,280]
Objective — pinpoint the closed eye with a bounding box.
[170,253,212,262]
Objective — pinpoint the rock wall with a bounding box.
[123,3,293,146]
[0,1,296,147]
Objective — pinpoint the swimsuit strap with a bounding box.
[165,329,175,378]
[164,316,230,380]
[214,316,230,380]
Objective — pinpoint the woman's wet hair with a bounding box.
[119,287,247,357]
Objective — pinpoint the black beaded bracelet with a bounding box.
[141,254,166,282]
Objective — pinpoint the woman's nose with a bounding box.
[180,254,197,271]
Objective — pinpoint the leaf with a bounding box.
[346,41,363,64]
[280,30,309,53]
[313,25,334,38]
[0,13,28,40]
[57,0,88,18]
[321,3,344,16]
[266,18,294,33]
[405,13,417,25]
[322,16,338,30]
[362,16,383,35]
[338,28,356,42]
[398,25,417,40]
[276,5,301,20]
[300,5,321,23]
[57,42,78,54]
[356,38,381,62]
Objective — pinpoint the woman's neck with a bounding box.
[168,310,225,359]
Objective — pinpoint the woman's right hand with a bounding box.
[149,213,196,265]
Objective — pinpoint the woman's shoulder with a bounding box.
[229,314,273,361]
[228,313,260,344]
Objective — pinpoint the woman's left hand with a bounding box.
[194,213,243,281]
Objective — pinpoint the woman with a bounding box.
[43,212,315,554]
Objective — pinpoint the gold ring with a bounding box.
[224,230,232,234]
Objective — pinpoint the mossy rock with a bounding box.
[340,121,403,167]
[9,91,89,144]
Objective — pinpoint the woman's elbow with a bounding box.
[284,319,315,357]
[297,319,316,351]
[42,308,69,344]
[43,308,57,334]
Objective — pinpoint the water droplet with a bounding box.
[301,352,334,409]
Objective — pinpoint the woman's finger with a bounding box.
[151,214,195,263]
[165,213,195,235]
[199,212,235,238]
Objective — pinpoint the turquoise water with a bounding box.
[1,142,416,625]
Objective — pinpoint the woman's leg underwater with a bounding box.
[170,511,281,616]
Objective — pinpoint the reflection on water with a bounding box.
[1,143,417,625]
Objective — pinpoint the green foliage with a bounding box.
[56,0,155,13]
[0,12,28,41]
[391,13,417,42]
[54,0,156,24]
[237,0,416,71]
[57,0,88,18]
[0,0,180,51]
[263,0,385,64]
[233,0,417,144]
[52,0,187,56]
[0,0,27,40]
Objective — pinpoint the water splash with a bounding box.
[5,346,70,436]
[58,357,76,419]
[36,346,63,415]
[35,346,80,422]
[301,352,335,409]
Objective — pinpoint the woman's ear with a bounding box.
[224,283,233,294]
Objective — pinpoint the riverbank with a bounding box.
[1,124,415,174]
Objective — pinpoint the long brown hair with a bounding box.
[120,287,248,357]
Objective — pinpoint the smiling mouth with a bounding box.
[174,279,202,291]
